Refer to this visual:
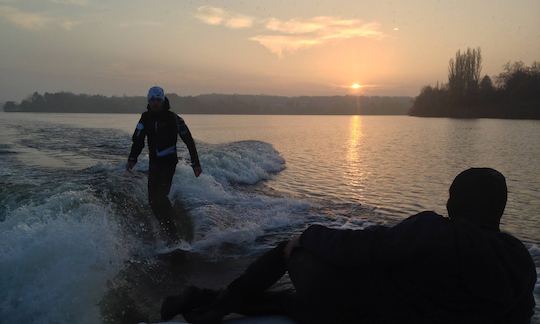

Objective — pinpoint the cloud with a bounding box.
[50,0,88,6]
[193,7,384,57]
[225,16,253,29]
[118,21,162,28]
[60,19,81,30]
[0,5,81,31]
[194,6,253,29]
[250,35,322,57]
[265,16,342,34]
[0,5,51,30]
[255,16,384,57]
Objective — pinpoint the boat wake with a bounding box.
[0,122,311,323]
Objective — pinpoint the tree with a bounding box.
[448,47,482,99]
[479,75,495,100]
[411,48,540,119]
[479,75,494,92]
[3,101,17,111]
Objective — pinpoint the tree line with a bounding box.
[410,48,540,119]
[3,93,412,115]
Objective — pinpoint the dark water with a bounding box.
[0,113,539,323]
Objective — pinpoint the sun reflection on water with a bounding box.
[346,115,364,191]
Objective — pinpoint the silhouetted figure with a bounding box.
[127,86,202,243]
[161,168,536,323]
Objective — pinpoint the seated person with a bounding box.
[161,168,537,324]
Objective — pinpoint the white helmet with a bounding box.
[147,86,165,102]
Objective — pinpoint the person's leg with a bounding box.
[161,286,220,321]
[183,290,303,324]
[148,161,179,243]
[162,241,290,321]
[288,248,374,323]
[187,245,336,324]
[226,241,289,297]
[227,290,297,316]
[287,247,338,306]
[202,247,344,323]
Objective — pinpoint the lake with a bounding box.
[1,113,539,323]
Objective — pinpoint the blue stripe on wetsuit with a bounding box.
[136,122,144,137]
[156,145,176,157]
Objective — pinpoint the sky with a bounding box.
[0,0,539,102]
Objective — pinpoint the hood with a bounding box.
[146,96,171,112]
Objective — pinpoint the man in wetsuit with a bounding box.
[127,86,202,243]
[161,168,537,323]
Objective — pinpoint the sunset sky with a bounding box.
[0,0,539,102]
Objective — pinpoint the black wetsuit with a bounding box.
[188,211,536,324]
[128,98,200,241]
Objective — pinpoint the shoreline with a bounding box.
[4,110,540,120]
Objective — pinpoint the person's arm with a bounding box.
[127,114,146,170]
[503,265,536,324]
[299,224,388,268]
[503,289,535,324]
[176,115,202,176]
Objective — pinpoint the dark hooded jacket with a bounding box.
[128,97,200,166]
[300,211,536,323]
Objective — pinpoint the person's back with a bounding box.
[299,168,536,323]
[379,212,534,323]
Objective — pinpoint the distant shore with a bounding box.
[409,104,540,120]
[3,92,413,115]
[5,87,538,119]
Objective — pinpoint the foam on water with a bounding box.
[0,137,307,322]
[0,188,132,323]
[166,140,309,253]
[528,244,540,322]
[198,140,286,184]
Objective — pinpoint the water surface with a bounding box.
[1,113,538,322]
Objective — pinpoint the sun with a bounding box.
[350,83,362,89]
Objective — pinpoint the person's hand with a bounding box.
[284,235,301,259]
[126,160,136,171]
[193,165,202,177]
